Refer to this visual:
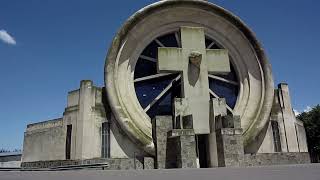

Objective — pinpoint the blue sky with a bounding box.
[0,0,319,150]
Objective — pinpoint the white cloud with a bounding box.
[293,109,300,116]
[293,106,312,116]
[303,106,312,113]
[0,29,16,45]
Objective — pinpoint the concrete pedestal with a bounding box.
[167,129,197,168]
[215,115,244,167]
[152,116,172,169]
[143,157,154,169]
[216,128,244,167]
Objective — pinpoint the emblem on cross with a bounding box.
[157,26,231,134]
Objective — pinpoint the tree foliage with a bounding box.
[298,105,320,161]
[0,148,10,153]
[0,148,21,153]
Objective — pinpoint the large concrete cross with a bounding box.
[158,26,231,134]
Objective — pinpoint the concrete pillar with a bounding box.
[207,98,227,167]
[152,116,172,169]
[143,157,155,169]
[278,83,299,152]
[167,129,198,168]
[75,80,100,159]
[295,119,309,152]
[216,115,244,167]
[270,89,288,152]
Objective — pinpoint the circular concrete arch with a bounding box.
[105,0,274,155]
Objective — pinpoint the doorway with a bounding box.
[196,134,209,168]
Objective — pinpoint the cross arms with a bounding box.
[158,47,231,75]
[206,49,230,75]
[157,47,183,73]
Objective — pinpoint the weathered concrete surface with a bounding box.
[295,119,308,152]
[208,98,228,167]
[109,114,146,158]
[167,129,197,168]
[277,83,299,152]
[270,89,288,152]
[23,80,148,163]
[258,121,276,153]
[74,80,102,159]
[22,80,109,162]
[267,84,309,153]
[1,164,320,180]
[243,152,310,166]
[0,161,21,168]
[21,158,143,170]
[0,153,21,163]
[152,116,172,169]
[143,157,154,169]
[0,153,22,167]
[216,128,244,167]
[22,119,66,162]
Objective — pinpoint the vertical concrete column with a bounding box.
[278,83,299,152]
[152,116,172,169]
[271,89,288,152]
[75,80,96,159]
[208,98,227,167]
[216,115,244,167]
[167,129,198,168]
[295,120,309,152]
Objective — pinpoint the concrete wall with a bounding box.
[63,106,78,159]
[0,153,22,168]
[258,121,275,153]
[264,83,309,154]
[295,119,308,152]
[243,152,310,166]
[109,115,146,158]
[0,153,21,162]
[0,161,21,167]
[67,90,79,107]
[22,119,66,162]
[22,80,147,163]
[270,89,288,152]
[21,158,143,170]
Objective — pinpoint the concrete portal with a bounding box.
[105,0,275,154]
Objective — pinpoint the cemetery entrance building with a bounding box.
[21,0,310,170]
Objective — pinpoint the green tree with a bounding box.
[298,105,320,162]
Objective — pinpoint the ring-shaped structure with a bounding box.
[105,0,274,155]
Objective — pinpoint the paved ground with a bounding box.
[1,164,320,180]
